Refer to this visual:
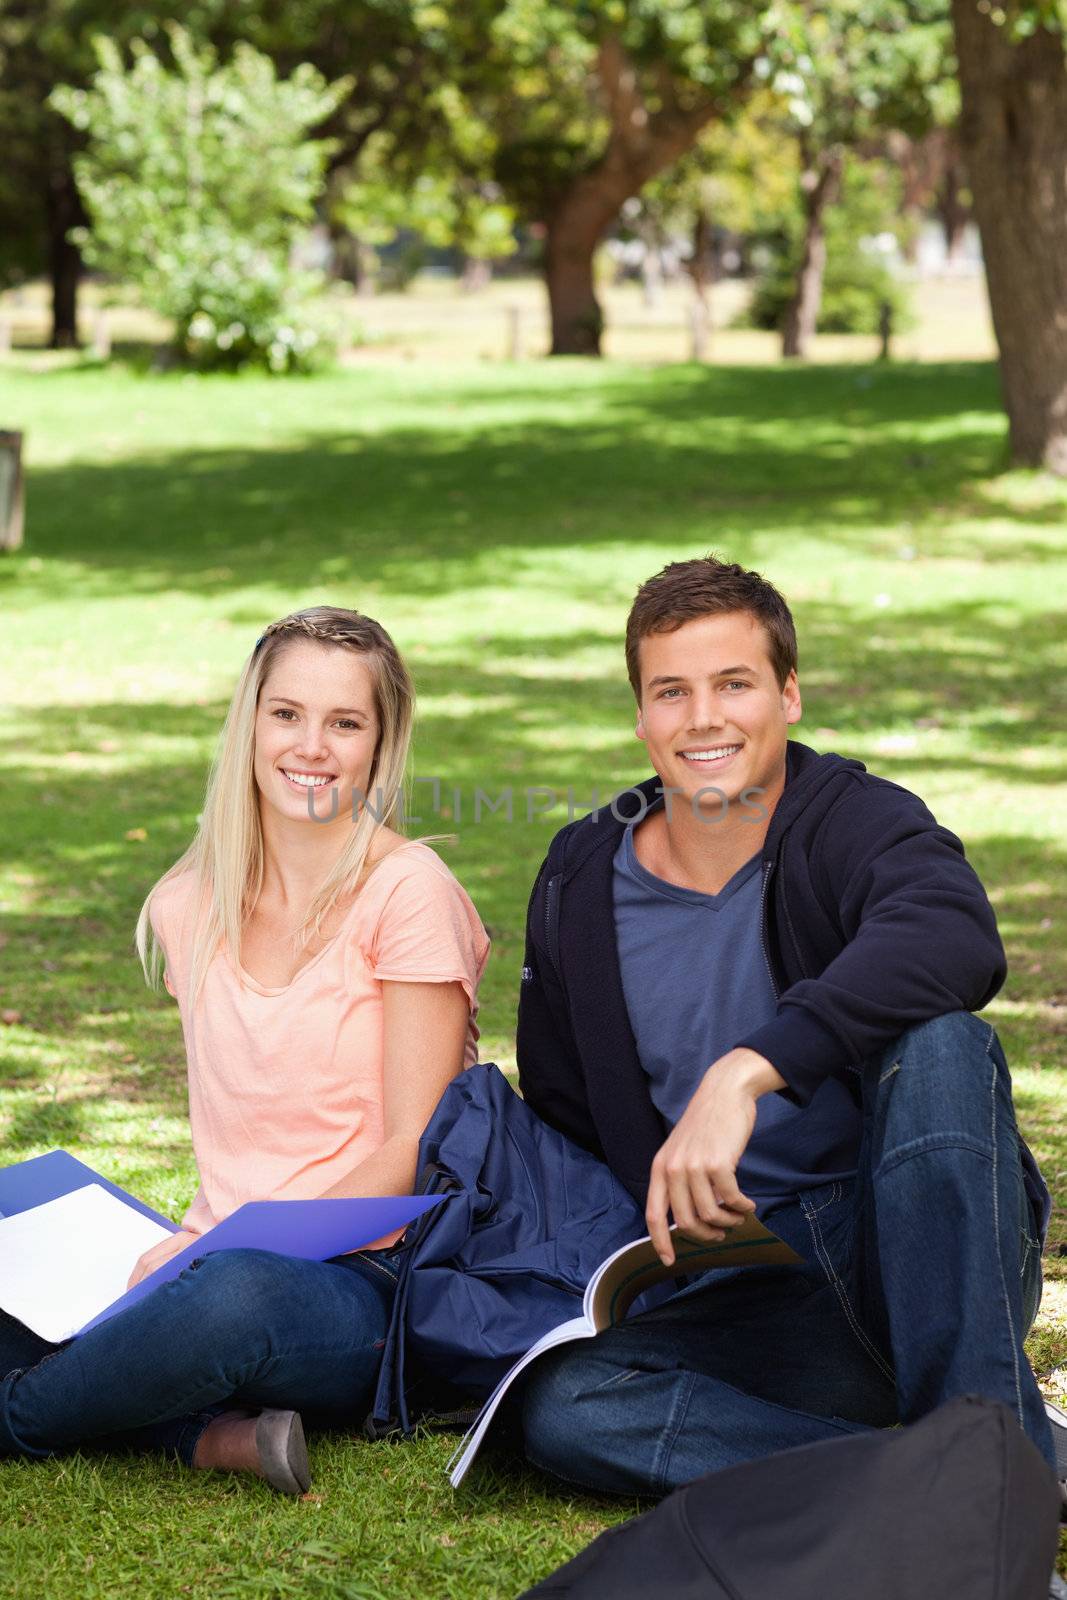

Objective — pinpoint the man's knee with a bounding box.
[868,1010,1026,1195]
[884,1010,992,1068]
[874,1010,1004,1115]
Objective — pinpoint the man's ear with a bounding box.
[635,703,646,741]
[783,670,802,726]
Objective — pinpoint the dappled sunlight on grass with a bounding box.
[1,357,1065,1596]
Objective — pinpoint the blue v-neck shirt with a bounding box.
[613,817,861,1215]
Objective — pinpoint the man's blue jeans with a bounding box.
[522,1012,1055,1494]
[0,1247,399,1466]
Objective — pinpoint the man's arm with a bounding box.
[648,781,1006,1262]
[738,781,1006,1105]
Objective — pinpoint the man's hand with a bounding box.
[127,1228,202,1290]
[646,1047,787,1265]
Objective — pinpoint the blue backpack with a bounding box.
[369,1063,648,1436]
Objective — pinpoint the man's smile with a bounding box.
[677,743,743,769]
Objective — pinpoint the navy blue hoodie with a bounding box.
[516,740,1020,1212]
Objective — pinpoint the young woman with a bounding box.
[0,606,489,1492]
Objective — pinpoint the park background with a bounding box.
[1,3,1066,1597]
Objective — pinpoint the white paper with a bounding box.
[0,1183,172,1343]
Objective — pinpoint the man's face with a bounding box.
[635,611,801,813]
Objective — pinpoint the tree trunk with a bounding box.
[640,245,662,308]
[0,432,25,554]
[544,198,612,355]
[887,128,948,266]
[540,35,727,355]
[781,149,843,360]
[687,211,713,309]
[951,1,1067,473]
[46,159,82,350]
[461,256,492,293]
[631,214,662,307]
[328,221,361,289]
[353,240,379,297]
[936,150,970,264]
[888,131,928,265]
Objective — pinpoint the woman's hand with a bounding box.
[127,1228,203,1290]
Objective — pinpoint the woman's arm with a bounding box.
[129,981,469,1283]
[317,978,471,1199]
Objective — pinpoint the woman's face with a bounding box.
[253,641,381,824]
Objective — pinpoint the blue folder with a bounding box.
[0,1150,177,1230]
[0,1149,443,1340]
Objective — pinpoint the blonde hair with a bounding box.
[135,606,415,1006]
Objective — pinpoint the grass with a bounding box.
[0,350,1065,1595]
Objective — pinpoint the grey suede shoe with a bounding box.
[255,1408,311,1495]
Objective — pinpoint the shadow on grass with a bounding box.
[3,362,1065,609]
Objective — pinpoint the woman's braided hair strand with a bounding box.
[254,613,375,652]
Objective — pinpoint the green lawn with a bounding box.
[1,355,1065,1597]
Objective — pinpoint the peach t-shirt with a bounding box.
[149,843,490,1235]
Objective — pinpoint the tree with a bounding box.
[613,98,799,309]
[480,2,768,354]
[269,2,772,355]
[51,28,348,370]
[338,151,517,293]
[746,155,913,339]
[333,76,518,295]
[0,2,230,348]
[888,125,971,264]
[0,0,100,345]
[951,1,1067,473]
[0,0,441,348]
[762,0,949,358]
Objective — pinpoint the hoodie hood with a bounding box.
[764,742,869,850]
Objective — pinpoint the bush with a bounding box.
[172,247,337,374]
[52,28,348,372]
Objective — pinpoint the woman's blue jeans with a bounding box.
[522,1012,1056,1494]
[0,1246,399,1467]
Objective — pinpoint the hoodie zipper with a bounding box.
[758,858,780,999]
[544,872,562,980]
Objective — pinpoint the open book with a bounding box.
[449,1212,801,1487]
[0,1150,442,1344]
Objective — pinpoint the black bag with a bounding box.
[519,1397,1060,1600]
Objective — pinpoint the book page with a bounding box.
[584,1217,803,1331]
[448,1317,592,1489]
[0,1183,172,1344]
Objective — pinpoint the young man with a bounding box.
[516,556,1059,1496]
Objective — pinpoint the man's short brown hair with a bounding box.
[625,556,798,699]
